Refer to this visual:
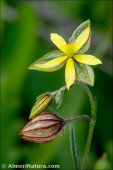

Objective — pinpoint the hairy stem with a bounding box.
[64,115,90,125]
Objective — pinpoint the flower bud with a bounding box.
[20,112,64,143]
[55,90,64,108]
[94,154,112,170]
[29,93,52,119]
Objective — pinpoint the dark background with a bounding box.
[1,0,112,170]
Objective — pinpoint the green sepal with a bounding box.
[68,20,91,54]
[28,50,66,72]
[55,90,64,109]
[75,62,94,86]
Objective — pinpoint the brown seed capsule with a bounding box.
[20,112,64,143]
[29,93,52,119]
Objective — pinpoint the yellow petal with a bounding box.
[73,54,102,65]
[35,55,68,69]
[73,27,90,53]
[50,33,67,53]
[65,58,76,90]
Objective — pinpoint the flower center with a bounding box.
[66,44,75,57]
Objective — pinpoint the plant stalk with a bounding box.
[64,115,90,125]
[76,81,96,120]
[53,81,96,170]
[76,81,97,170]
[82,119,96,170]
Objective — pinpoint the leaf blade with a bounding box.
[70,124,81,170]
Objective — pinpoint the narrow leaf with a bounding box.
[70,124,81,170]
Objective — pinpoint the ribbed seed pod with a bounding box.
[29,93,52,119]
[20,112,64,143]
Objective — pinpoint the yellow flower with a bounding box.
[29,20,102,89]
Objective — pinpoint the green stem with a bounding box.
[76,81,96,119]
[53,81,96,170]
[76,81,97,170]
[64,115,90,125]
[82,119,96,170]
[51,85,66,97]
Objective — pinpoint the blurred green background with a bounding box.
[1,0,112,170]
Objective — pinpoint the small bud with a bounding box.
[20,112,64,143]
[94,153,112,170]
[55,90,64,108]
[29,93,52,119]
